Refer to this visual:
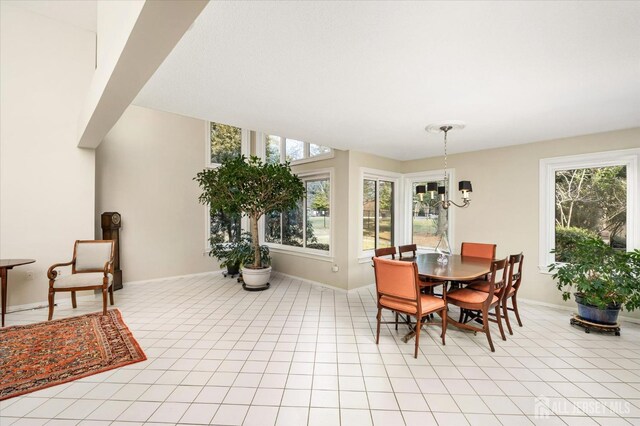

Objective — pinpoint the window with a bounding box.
[410,180,448,250]
[362,177,395,251]
[263,134,332,164]
[539,149,639,270]
[205,121,249,247]
[265,174,331,252]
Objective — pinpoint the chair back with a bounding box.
[485,257,509,302]
[374,247,397,259]
[461,242,496,259]
[506,253,524,294]
[373,257,419,302]
[398,244,417,259]
[73,240,115,273]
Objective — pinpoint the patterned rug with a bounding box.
[0,309,146,400]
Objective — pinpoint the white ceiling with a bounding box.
[134,1,640,160]
[10,0,97,33]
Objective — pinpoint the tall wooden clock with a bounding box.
[101,212,123,290]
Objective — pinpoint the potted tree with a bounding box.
[549,236,640,325]
[209,232,270,277]
[195,155,305,290]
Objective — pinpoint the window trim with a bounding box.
[538,148,639,272]
[359,168,403,259]
[204,121,250,251]
[261,133,334,165]
[402,169,456,253]
[263,168,335,260]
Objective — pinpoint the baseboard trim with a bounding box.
[272,271,348,293]
[519,297,640,325]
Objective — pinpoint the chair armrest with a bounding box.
[47,261,73,279]
[103,259,114,275]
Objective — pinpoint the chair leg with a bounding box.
[102,288,108,315]
[71,291,77,309]
[376,307,382,345]
[512,295,523,327]
[458,308,464,323]
[483,307,495,352]
[48,289,55,321]
[495,305,506,341]
[503,299,513,335]
[441,308,447,346]
[395,312,399,330]
[109,285,114,305]
[414,317,421,358]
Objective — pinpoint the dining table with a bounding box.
[399,253,493,342]
[1,259,36,327]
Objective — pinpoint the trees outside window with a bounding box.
[362,178,395,251]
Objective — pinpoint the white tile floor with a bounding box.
[1,271,640,425]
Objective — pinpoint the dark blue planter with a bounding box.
[575,294,620,325]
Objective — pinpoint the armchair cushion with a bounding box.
[52,272,113,289]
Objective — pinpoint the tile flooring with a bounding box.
[1,272,639,425]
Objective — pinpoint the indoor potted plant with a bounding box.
[549,236,640,325]
[195,155,305,290]
[209,232,270,277]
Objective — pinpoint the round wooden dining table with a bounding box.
[398,253,492,342]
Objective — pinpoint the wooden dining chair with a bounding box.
[373,257,447,358]
[47,240,115,320]
[460,242,497,259]
[468,253,524,334]
[398,244,417,260]
[446,257,508,352]
[374,247,397,259]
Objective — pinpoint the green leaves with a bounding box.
[195,155,305,268]
[549,236,640,311]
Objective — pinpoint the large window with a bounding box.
[539,149,639,269]
[265,174,331,252]
[264,134,332,164]
[410,180,448,250]
[205,121,249,246]
[362,177,395,251]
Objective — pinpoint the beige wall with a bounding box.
[404,127,640,318]
[96,105,217,282]
[0,3,96,307]
[269,150,351,289]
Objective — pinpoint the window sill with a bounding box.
[267,244,334,262]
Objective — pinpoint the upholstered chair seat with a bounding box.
[53,273,113,289]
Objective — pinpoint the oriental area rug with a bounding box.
[0,309,146,400]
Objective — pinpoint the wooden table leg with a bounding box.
[1,267,8,327]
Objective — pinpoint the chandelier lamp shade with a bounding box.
[416,121,472,209]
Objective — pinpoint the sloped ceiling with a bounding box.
[134,1,640,160]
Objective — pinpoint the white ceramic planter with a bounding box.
[241,266,272,290]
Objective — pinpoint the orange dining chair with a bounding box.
[398,244,417,260]
[468,253,524,334]
[446,258,508,352]
[460,242,497,259]
[373,257,447,358]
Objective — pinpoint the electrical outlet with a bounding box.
[331,264,339,272]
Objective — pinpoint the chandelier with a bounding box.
[416,121,472,209]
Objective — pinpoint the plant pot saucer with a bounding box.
[570,314,621,336]
[242,282,270,291]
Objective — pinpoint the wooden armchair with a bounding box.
[47,240,115,320]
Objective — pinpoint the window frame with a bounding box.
[203,121,250,252]
[263,168,335,261]
[257,132,334,165]
[538,148,639,272]
[402,170,456,253]
[359,168,402,259]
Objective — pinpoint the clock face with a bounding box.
[111,213,121,225]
